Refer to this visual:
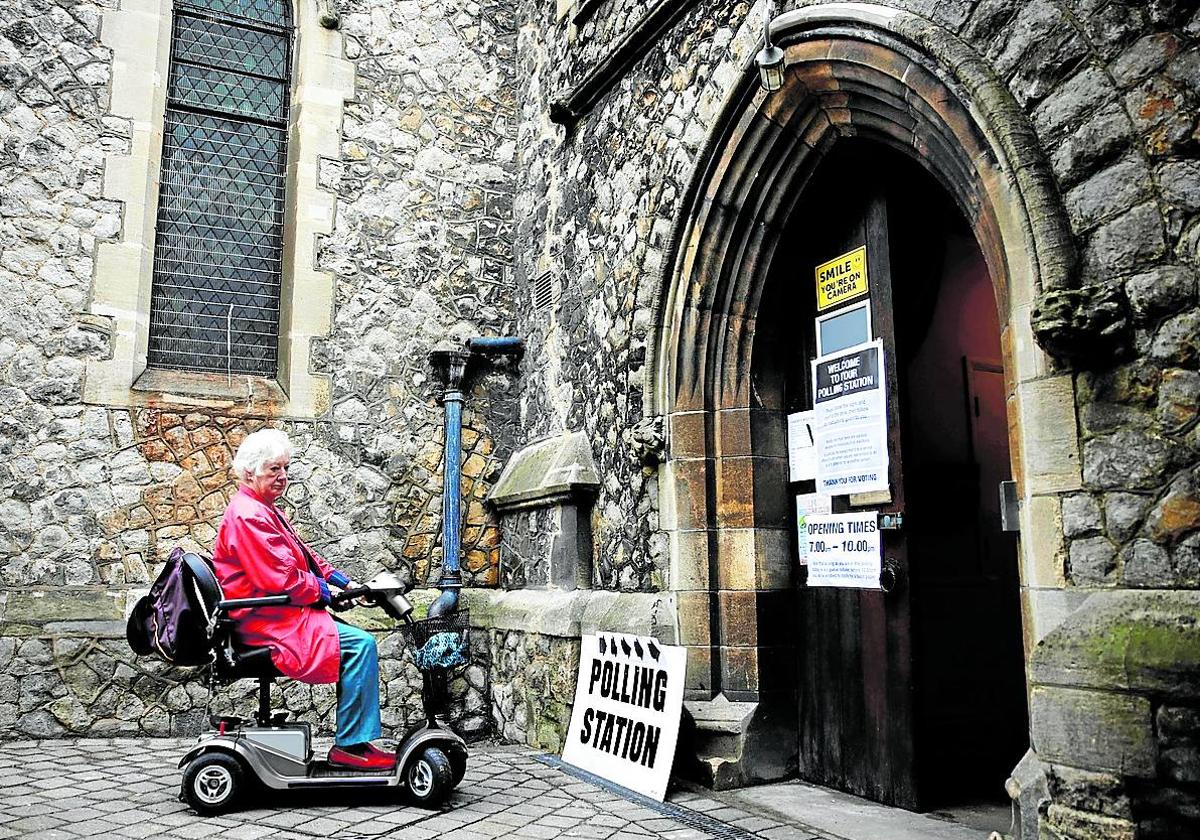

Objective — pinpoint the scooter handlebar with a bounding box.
[330,586,373,605]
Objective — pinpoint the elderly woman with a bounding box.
[213,428,394,771]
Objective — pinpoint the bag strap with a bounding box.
[271,508,323,579]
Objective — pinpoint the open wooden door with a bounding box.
[782,142,1028,811]
[793,183,919,809]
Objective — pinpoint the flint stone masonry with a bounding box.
[467,587,675,749]
[1158,368,1200,434]
[2,0,1200,836]
[0,589,489,740]
[1082,429,1179,491]
[1121,539,1174,588]
[1,0,519,733]
[1106,493,1154,544]
[1068,536,1118,586]
[488,628,578,750]
[1063,494,1104,538]
[1150,310,1200,366]
[1125,265,1197,323]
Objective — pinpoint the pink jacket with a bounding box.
[212,486,340,684]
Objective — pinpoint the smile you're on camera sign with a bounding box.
[562,632,686,801]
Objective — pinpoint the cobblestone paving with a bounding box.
[0,740,836,840]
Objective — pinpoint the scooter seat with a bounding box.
[224,645,282,680]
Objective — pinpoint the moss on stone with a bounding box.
[1032,591,1200,698]
[0,624,40,637]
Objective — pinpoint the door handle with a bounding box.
[879,558,904,594]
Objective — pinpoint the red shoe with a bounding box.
[328,745,396,771]
[363,743,398,764]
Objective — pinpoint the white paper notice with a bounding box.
[561,633,686,801]
[795,493,832,565]
[804,511,882,589]
[787,411,817,482]
[811,339,890,495]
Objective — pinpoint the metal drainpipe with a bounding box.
[427,336,523,617]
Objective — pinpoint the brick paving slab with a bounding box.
[0,740,840,840]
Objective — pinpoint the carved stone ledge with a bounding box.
[628,415,665,465]
[549,0,703,126]
[316,0,339,29]
[1031,284,1131,367]
[489,432,600,591]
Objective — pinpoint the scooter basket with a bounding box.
[400,611,470,672]
[401,612,470,717]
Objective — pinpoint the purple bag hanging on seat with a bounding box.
[126,547,213,666]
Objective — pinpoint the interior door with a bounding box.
[793,186,918,809]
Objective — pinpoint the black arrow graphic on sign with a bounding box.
[647,641,660,661]
[620,638,631,657]
[599,636,607,655]
[633,639,644,658]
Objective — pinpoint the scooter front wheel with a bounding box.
[404,746,452,806]
[182,752,244,816]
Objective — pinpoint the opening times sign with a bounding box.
[562,632,686,801]
[804,511,882,588]
[811,339,890,496]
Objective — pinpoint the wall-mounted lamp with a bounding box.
[755,1,785,92]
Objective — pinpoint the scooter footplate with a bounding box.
[293,761,396,785]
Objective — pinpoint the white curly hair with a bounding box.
[231,428,294,481]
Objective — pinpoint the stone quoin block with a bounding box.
[1031,686,1157,778]
[1015,376,1083,494]
[1022,495,1067,589]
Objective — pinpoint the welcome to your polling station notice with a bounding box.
[562,632,686,801]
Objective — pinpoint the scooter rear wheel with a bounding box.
[182,752,244,816]
[405,746,452,806]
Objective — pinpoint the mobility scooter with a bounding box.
[173,554,469,815]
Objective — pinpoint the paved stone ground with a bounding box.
[0,740,837,840]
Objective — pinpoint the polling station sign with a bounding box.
[811,339,890,495]
[815,245,868,311]
[562,632,686,801]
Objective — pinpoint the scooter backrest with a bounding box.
[182,552,224,631]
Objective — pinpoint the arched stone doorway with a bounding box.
[653,3,1084,809]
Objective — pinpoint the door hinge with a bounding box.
[999,480,1019,532]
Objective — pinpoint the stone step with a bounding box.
[681,696,761,790]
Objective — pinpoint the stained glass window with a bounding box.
[147,0,292,377]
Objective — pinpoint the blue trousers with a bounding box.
[334,623,382,747]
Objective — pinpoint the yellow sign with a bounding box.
[815,246,868,311]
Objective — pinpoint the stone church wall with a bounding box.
[510,0,759,592]
[0,0,519,738]
[3,0,1200,834]
[505,0,1200,835]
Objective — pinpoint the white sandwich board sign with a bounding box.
[561,632,687,801]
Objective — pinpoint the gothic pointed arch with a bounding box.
[653,3,1082,699]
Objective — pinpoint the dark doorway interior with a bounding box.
[756,140,1028,810]
[889,154,1030,809]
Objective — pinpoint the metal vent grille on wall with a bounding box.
[146,0,292,377]
[533,271,555,311]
